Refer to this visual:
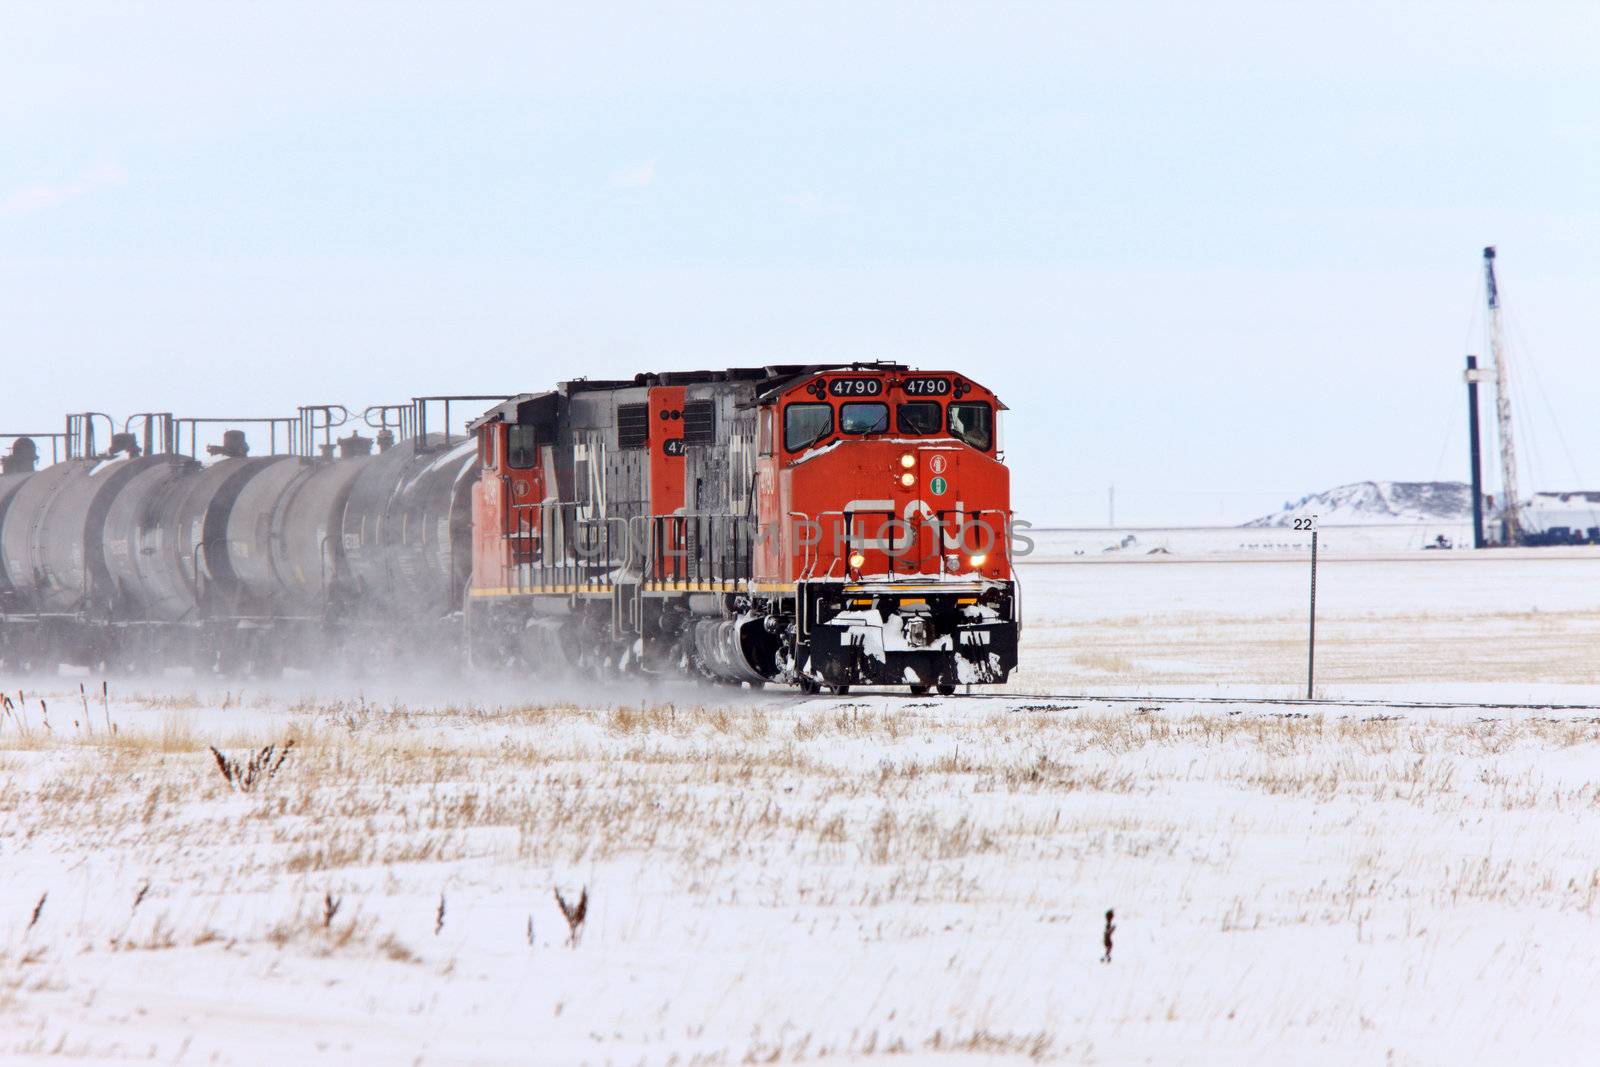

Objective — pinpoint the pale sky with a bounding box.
[3,1,1597,524]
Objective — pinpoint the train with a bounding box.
[0,363,1018,693]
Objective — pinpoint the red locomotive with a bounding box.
[0,364,1018,692]
[464,363,1018,693]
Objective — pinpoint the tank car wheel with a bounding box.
[909,684,930,695]
[936,683,957,696]
[797,678,821,695]
[828,684,851,695]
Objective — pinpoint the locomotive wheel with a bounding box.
[936,683,957,696]
[797,678,820,695]
[828,684,851,695]
[908,684,930,695]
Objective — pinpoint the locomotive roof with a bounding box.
[467,363,914,429]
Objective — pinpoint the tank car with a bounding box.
[0,403,484,674]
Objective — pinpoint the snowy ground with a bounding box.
[2,549,1599,1064]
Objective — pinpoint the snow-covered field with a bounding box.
[2,549,1599,1064]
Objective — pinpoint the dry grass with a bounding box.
[3,690,1599,1061]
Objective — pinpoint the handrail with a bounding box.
[65,412,115,459]
[123,413,176,456]
[411,395,513,453]
[175,416,300,458]
[0,431,68,467]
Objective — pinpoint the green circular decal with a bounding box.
[929,475,948,496]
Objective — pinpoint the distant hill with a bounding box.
[1244,481,1477,527]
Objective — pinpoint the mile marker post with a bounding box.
[1306,515,1319,700]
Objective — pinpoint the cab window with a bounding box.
[896,401,941,435]
[482,427,499,467]
[784,403,833,452]
[948,402,993,451]
[507,424,539,469]
[839,402,888,435]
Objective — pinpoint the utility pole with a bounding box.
[1108,485,1115,527]
[1464,355,1486,549]
[1483,246,1521,544]
[1306,521,1318,700]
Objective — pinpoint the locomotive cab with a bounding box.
[754,368,1018,692]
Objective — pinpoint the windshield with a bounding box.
[948,402,993,450]
[896,401,941,435]
[507,424,538,468]
[784,403,833,452]
[839,402,889,435]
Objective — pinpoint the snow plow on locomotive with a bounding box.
[0,364,1019,693]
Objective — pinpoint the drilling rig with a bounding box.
[1482,246,1522,545]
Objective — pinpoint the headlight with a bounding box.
[849,551,866,569]
[899,472,915,487]
[969,553,987,567]
[900,453,915,469]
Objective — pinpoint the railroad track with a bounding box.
[893,690,1600,714]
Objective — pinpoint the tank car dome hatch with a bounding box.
[205,430,250,459]
[338,432,373,458]
[2,437,39,475]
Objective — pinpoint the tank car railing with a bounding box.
[175,416,300,458]
[647,514,754,585]
[410,395,513,453]
[65,412,114,459]
[297,405,350,458]
[0,431,68,467]
[362,404,415,445]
